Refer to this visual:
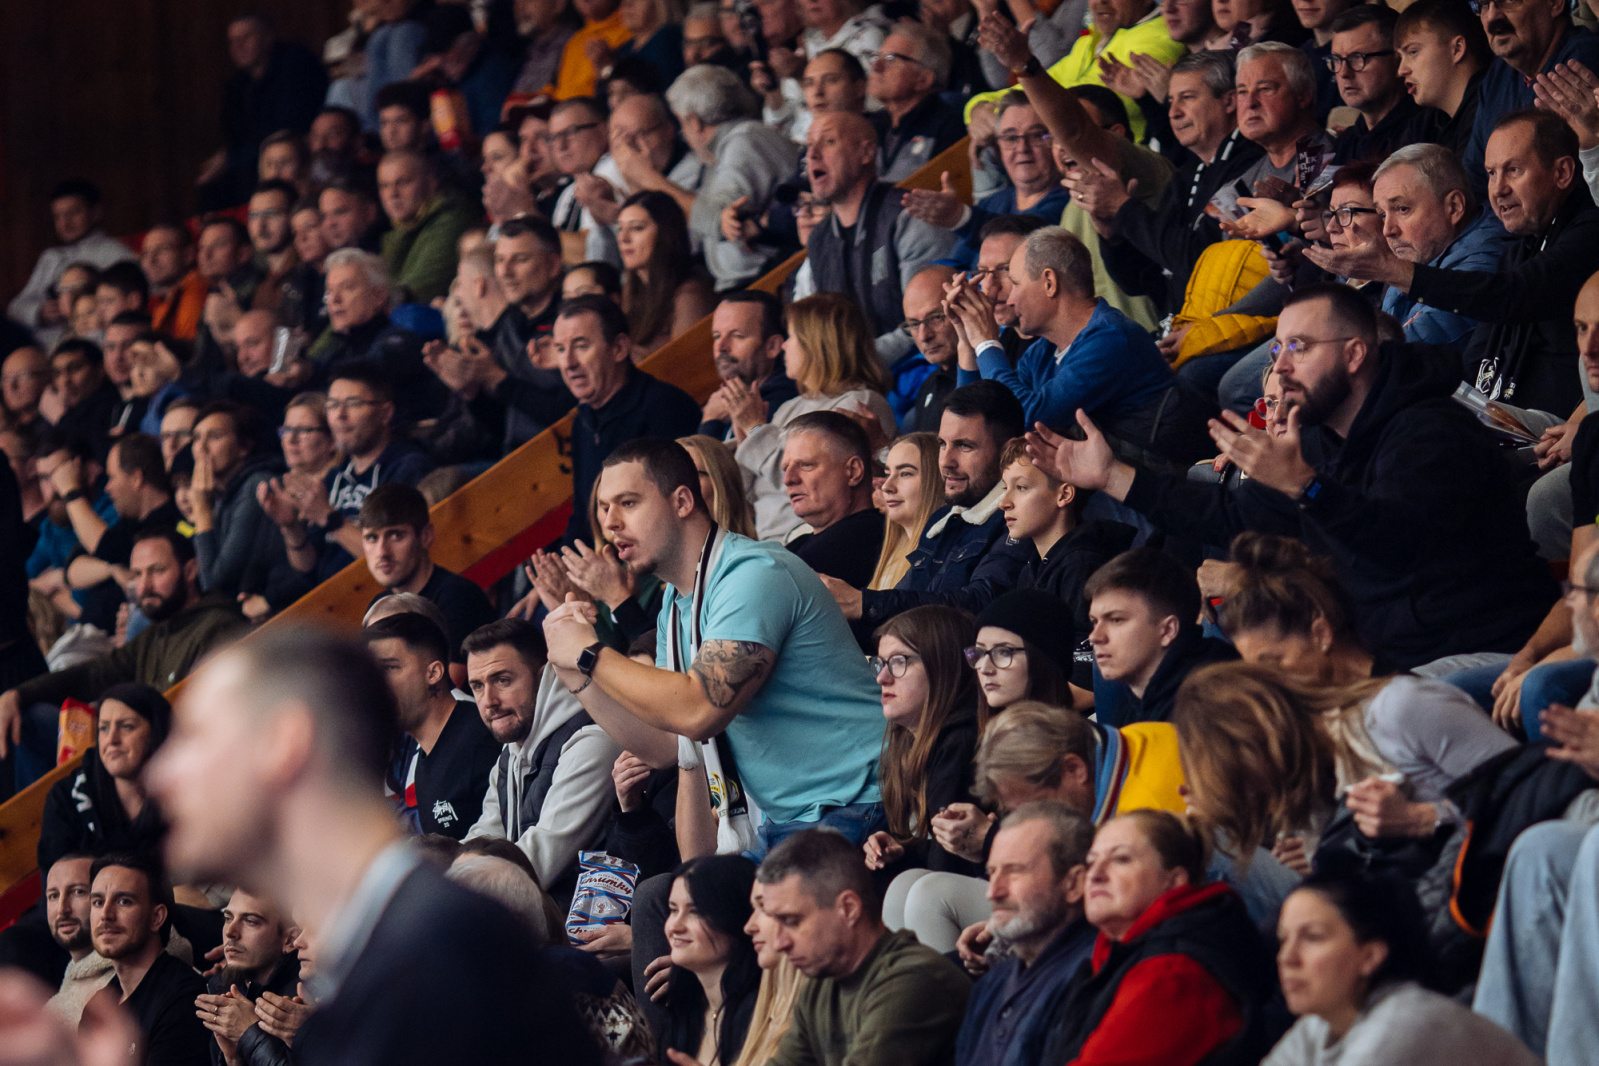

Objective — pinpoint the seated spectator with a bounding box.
[1395,0,1491,159]
[869,431,942,590]
[781,411,885,587]
[4,531,246,787]
[1028,282,1559,670]
[2,346,50,430]
[197,888,301,1066]
[43,853,107,1026]
[308,105,363,180]
[862,606,981,880]
[735,291,894,542]
[866,22,966,183]
[27,431,116,623]
[972,590,1080,721]
[377,151,478,304]
[366,612,499,837]
[190,402,284,599]
[999,440,1136,687]
[7,180,134,338]
[952,803,1098,1066]
[660,856,763,1066]
[803,112,957,364]
[1038,811,1282,1065]
[556,0,631,100]
[680,434,758,537]
[555,295,701,545]
[758,828,971,1066]
[50,340,121,459]
[93,262,149,332]
[759,47,868,145]
[88,852,210,1066]
[285,200,331,333]
[563,261,624,301]
[246,181,301,316]
[698,290,797,443]
[142,225,208,342]
[316,248,445,416]
[1086,548,1236,725]
[735,870,809,1066]
[257,131,311,199]
[1326,6,1443,164]
[196,215,262,318]
[896,266,961,434]
[1307,110,1599,423]
[1266,869,1538,1066]
[462,618,623,900]
[833,382,1032,624]
[546,96,622,259]
[903,92,1068,271]
[157,398,201,470]
[968,215,1055,366]
[616,191,715,354]
[948,225,1209,465]
[318,180,384,254]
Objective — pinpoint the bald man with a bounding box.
[2,346,50,426]
[377,151,478,303]
[901,265,960,432]
[803,112,957,368]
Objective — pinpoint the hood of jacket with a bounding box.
[1134,625,1237,724]
[218,450,285,508]
[1091,881,1236,972]
[505,663,591,767]
[1301,340,1461,476]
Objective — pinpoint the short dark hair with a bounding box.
[51,179,101,207]
[374,80,433,120]
[600,437,708,514]
[132,522,196,565]
[34,427,96,464]
[51,338,103,367]
[813,47,867,81]
[1281,282,1379,347]
[108,310,153,331]
[98,261,150,302]
[786,410,872,469]
[461,618,550,673]
[1492,107,1580,170]
[1084,547,1201,625]
[253,179,300,205]
[557,294,631,342]
[1069,85,1131,137]
[756,828,881,923]
[717,289,785,341]
[200,213,250,249]
[941,380,1025,444]
[112,434,171,495]
[568,260,623,297]
[146,222,193,248]
[1395,0,1491,68]
[317,105,362,137]
[328,360,395,404]
[499,215,562,256]
[195,400,260,453]
[90,851,173,916]
[977,213,1055,243]
[1329,3,1397,42]
[364,610,451,669]
[1295,865,1433,986]
[358,483,430,532]
[552,96,609,123]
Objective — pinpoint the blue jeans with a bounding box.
[1441,658,1594,741]
[1217,340,1274,415]
[1176,346,1253,405]
[750,801,887,862]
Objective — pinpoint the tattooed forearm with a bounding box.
[690,640,776,711]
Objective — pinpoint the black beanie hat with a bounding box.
[99,682,172,753]
[974,589,1077,677]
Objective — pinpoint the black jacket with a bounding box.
[208,957,302,1066]
[1121,624,1238,725]
[312,314,449,423]
[787,507,886,589]
[1332,96,1447,164]
[873,95,968,183]
[115,951,212,1066]
[859,495,1036,625]
[1017,520,1138,690]
[907,364,959,434]
[38,747,165,873]
[900,703,984,877]
[195,451,286,598]
[1123,342,1557,669]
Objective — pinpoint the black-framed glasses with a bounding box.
[1320,205,1380,229]
[1269,336,1355,359]
[902,311,948,333]
[996,128,1053,150]
[1325,50,1395,73]
[541,121,601,147]
[965,644,1024,669]
[324,398,378,413]
[1563,580,1599,599]
[869,653,922,677]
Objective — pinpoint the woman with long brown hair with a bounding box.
[616,190,714,355]
[869,432,942,590]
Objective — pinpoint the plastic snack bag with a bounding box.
[565,852,641,939]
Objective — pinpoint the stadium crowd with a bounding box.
[6,0,1599,1062]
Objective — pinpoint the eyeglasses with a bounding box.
[996,129,1053,149]
[866,50,925,69]
[964,644,1024,669]
[1325,49,1396,73]
[1563,580,1599,599]
[1319,205,1380,229]
[324,398,379,413]
[278,425,330,440]
[868,653,922,677]
[541,122,601,147]
[902,311,948,333]
[1269,336,1355,359]
[1468,0,1523,12]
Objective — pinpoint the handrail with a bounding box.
[0,137,975,915]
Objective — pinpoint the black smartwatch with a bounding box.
[577,641,606,677]
[1016,55,1043,77]
[60,489,86,504]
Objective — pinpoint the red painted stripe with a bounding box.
[461,501,574,589]
[0,870,41,931]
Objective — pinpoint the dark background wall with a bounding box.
[0,1,344,306]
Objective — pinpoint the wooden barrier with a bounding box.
[0,137,975,913]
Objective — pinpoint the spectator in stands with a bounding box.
[359,485,496,657]
[952,803,1097,1066]
[898,266,961,433]
[1234,42,1332,192]
[1086,548,1237,725]
[659,856,764,1066]
[189,402,283,599]
[27,430,114,620]
[366,612,499,837]
[736,292,895,541]
[781,411,884,587]
[314,249,447,421]
[557,0,631,100]
[319,180,384,254]
[158,399,200,469]
[1307,109,1599,423]
[1035,813,1279,1063]
[759,46,867,145]
[43,853,105,1025]
[831,382,1031,625]
[1395,0,1492,159]
[88,852,210,1066]
[4,529,246,774]
[1327,6,1442,164]
[461,618,623,899]
[556,295,701,545]
[378,151,477,303]
[968,590,1079,721]
[287,201,330,332]
[867,23,965,183]
[698,290,797,442]
[246,181,301,314]
[7,180,135,335]
[756,828,970,1066]
[804,112,957,364]
[142,225,207,342]
[870,431,941,590]
[542,437,887,854]
[2,346,50,429]
[547,98,616,241]
[372,81,433,155]
[1030,282,1558,670]
[197,217,261,317]
[94,262,149,331]
[146,627,605,1065]
[616,190,715,353]
[902,93,1068,271]
[309,105,363,174]
[493,215,568,365]
[197,888,300,1066]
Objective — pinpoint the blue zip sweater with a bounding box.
[1382,208,1510,353]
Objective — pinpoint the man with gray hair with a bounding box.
[946,227,1207,463]
[953,802,1097,1066]
[1233,42,1332,190]
[781,410,885,587]
[315,248,446,421]
[866,21,965,182]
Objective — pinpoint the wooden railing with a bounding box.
[0,139,975,918]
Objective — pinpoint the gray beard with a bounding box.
[988,895,1070,954]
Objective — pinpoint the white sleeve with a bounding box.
[1582,144,1599,206]
[514,724,625,888]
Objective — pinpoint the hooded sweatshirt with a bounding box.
[194,450,284,597]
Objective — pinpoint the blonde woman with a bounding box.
[678,435,756,538]
[870,432,941,590]
[735,293,897,541]
[732,876,809,1066]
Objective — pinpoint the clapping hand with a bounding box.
[562,539,636,608]
[527,551,589,613]
[1024,413,1128,494]
[863,830,906,870]
[1207,408,1316,498]
[902,171,968,229]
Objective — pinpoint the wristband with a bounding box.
[974,339,1005,360]
[569,675,594,695]
[61,489,86,503]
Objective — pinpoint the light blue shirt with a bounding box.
[656,533,884,824]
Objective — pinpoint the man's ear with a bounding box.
[150,902,168,935]
[282,925,302,953]
[1554,154,1578,190]
[1157,612,1182,648]
[183,557,200,588]
[1222,91,1238,117]
[1063,863,1087,905]
[836,889,864,925]
[845,455,866,488]
[425,658,448,690]
[613,336,634,366]
[420,523,436,552]
[1344,336,1373,377]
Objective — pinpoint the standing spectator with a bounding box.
[867,23,966,183]
[781,411,886,587]
[143,225,207,343]
[378,152,479,304]
[7,181,134,337]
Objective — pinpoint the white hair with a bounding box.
[666,64,760,126]
[447,855,550,944]
[1236,41,1317,103]
[324,248,392,294]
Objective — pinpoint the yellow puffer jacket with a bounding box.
[1095,721,1189,824]
[1170,239,1277,368]
[964,12,1184,142]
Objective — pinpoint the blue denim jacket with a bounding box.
[1382,208,1511,353]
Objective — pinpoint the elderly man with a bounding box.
[1234,42,1333,189]
[1327,5,1442,164]
[313,248,446,421]
[378,150,477,303]
[1306,109,1599,423]
[782,411,885,587]
[698,289,796,441]
[547,98,615,252]
[867,22,965,182]
[582,94,710,264]
[1,346,50,428]
[805,112,957,365]
[901,265,961,432]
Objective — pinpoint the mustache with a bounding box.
[1487,17,1513,34]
